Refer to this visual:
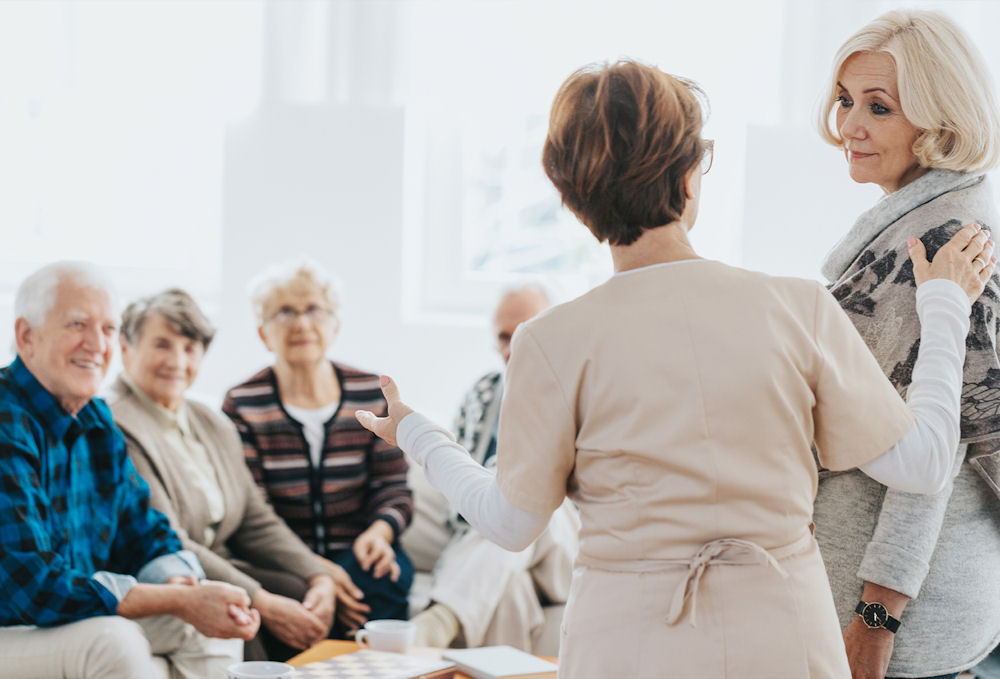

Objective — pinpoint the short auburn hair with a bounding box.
[542,60,707,246]
[818,9,1000,173]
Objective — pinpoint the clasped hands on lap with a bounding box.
[252,573,335,650]
[253,520,403,649]
[115,525,405,651]
[117,571,347,651]
[117,577,261,641]
[239,519,403,649]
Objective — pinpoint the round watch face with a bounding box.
[862,602,889,628]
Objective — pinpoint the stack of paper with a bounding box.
[443,646,557,679]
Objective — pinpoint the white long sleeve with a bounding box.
[858,278,971,494]
[397,414,549,551]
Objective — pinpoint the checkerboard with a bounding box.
[294,650,455,679]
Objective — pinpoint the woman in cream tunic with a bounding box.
[358,61,993,678]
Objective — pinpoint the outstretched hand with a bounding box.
[356,376,414,447]
[909,222,996,305]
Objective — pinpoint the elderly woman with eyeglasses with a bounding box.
[354,60,994,677]
[223,260,414,639]
[108,289,336,662]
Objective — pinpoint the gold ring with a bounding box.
[974,256,988,268]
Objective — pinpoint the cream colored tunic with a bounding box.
[495,260,913,678]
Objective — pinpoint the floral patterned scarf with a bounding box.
[822,168,1000,497]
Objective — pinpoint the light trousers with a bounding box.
[429,500,580,650]
[0,614,242,679]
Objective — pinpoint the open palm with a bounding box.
[355,376,413,447]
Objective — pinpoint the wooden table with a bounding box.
[287,640,404,666]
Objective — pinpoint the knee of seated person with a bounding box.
[366,553,414,591]
[84,617,156,676]
[336,546,415,587]
[259,569,309,602]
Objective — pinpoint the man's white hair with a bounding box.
[15,261,119,326]
[497,283,552,309]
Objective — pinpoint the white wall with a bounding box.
[210,103,495,423]
[3,0,999,424]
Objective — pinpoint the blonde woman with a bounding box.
[813,10,1000,679]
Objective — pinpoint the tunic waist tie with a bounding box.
[666,537,793,627]
[577,531,813,628]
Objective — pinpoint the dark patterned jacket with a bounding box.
[454,370,503,470]
[222,362,412,557]
[449,370,503,528]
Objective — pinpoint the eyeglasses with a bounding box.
[266,305,334,325]
[701,139,714,175]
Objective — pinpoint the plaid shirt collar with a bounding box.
[8,357,109,441]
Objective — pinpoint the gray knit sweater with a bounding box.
[814,171,1000,677]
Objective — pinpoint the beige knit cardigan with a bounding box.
[108,375,327,598]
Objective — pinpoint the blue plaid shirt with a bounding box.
[0,357,187,626]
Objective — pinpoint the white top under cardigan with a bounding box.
[285,401,340,469]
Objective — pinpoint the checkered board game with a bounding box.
[294,650,456,679]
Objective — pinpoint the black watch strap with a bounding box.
[855,600,901,633]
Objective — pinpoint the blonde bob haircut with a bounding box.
[249,258,341,325]
[818,9,1000,174]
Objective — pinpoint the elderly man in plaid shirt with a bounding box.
[0,262,260,679]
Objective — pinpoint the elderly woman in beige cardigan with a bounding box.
[108,288,335,662]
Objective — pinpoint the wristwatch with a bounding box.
[855,600,901,633]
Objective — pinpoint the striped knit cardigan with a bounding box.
[222,362,412,557]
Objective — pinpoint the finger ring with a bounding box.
[974,256,988,268]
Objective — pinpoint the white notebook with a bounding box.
[442,646,557,679]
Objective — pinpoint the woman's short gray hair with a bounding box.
[818,9,1000,173]
[15,261,118,326]
[120,288,216,349]
[248,258,341,324]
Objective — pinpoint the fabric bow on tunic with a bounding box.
[664,537,791,627]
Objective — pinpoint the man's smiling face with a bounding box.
[17,277,117,415]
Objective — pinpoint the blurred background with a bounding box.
[1,0,998,421]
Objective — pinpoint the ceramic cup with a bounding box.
[354,619,416,653]
[227,661,295,679]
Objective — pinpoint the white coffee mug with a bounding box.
[227,660,295,679]
[354,619,416,653]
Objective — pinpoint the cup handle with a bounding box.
[355,629,369,648]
